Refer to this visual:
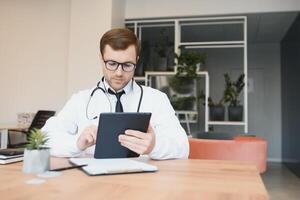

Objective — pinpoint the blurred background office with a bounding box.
[0,0,299,181]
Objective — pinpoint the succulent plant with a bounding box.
[26,128,49,150]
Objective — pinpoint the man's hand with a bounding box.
[118,125,155,155]
[77,125,98,150]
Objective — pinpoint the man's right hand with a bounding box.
[77,125,98,150]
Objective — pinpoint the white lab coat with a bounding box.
[42,80,189,160]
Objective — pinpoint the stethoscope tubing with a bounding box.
[86,78,143,120]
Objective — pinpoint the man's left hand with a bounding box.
[118,125,155,155]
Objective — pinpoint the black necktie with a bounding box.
[108,88,125,112]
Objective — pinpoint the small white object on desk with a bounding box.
[69,158,158,176]
[25,178,46,185]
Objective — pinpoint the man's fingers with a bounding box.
[86,125,97,142]
[119,125,155,155]
[119,134,148,147]
[147,125,153,133]
[90,125,98,133]
[124,130,148,139]
[120,140,145,155]
[90,131,97,141]
[77,125,98,150]
[86,134,95,144]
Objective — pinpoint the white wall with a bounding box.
[126,0,300,19]
[248,43,282,161]
[0,0,70,124]
[112,0,125,28]
[0,0,125,124]
[68,0,109,95]
[67,0,125,96]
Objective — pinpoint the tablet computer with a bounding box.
[94,112,152,159]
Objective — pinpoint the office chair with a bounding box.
[8,110,56,148]
[188,137,267,173]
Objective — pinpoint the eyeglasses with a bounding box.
[103,60,136,72]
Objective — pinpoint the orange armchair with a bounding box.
[189,136,267,173]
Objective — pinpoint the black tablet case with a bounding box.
[94,113,152,159]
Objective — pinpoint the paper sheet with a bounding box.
[69,158,157,175]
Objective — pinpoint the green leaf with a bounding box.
[223,73,245,106]
[26,128,49,150]
[175,50,207,78]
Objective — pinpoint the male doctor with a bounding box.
[42,28,189,159]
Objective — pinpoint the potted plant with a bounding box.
[169,50,207,94]
[224,73,245,121]
[169,75,195,94]
[175,50,207,77]
[170,95,196,110]
[199,91,225,121]
[23,128,50,174]
[154,29,169,70]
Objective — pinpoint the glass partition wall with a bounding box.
[126,16,248,134]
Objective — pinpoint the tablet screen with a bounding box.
[94,112,152,159]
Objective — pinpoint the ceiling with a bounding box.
[247,12,299,43]
[131,11,299,44]
[180,12,299,44]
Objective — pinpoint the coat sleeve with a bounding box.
[149,92,189,160]
[42,93,83,157]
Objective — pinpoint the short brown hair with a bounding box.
[100,28,140,60]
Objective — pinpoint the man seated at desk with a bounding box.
[42,28,189,160]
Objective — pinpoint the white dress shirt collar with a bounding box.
[103,78,133,95]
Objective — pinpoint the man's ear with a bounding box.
[136,56,139,62]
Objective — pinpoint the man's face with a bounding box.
[101,45,137,91]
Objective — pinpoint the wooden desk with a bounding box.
[0,158,268,200]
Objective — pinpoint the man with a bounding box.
[42,28,189,159]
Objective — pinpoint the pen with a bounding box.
[50,164,88,172]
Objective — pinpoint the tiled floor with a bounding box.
[262,162,300,200]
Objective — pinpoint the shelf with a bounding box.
[176,111,198,123]
[179,120,197,123]
[145,71,176,76]
[145,70,208,77]
[175,110,198,114]
[208,121,246,126]
[179,41,245,46]
[134,76,146,81]
[128,15,248,133]
[175,111,198,134]
[126,16,246,24]
[185,45,244,49]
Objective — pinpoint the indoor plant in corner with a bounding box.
[199,90,226,121]
[170,95,196,110]
[23,128,50,174]
[169,50,207,94]
[224,73,245,121]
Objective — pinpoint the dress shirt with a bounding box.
[42,79,189,160]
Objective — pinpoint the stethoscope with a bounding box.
[86,77,144,120]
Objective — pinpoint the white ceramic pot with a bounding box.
[196,63,201,72]
[22,149,50,174]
